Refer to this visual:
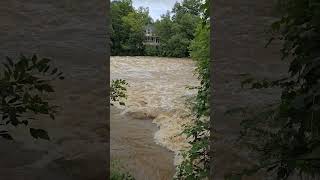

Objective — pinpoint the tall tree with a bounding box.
[154,0,202,58]
[110,0,152,56]
[110,0,134,55]
[121,7,152,55]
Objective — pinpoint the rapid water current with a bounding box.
[110,56,199,180]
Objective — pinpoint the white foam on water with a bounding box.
[111,56,199,167]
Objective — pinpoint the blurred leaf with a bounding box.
[0,133,13,140]
[51,68,58,75]
[30,128,50,140]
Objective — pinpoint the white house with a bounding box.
[143,24,160,46]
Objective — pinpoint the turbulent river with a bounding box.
[110,56,199,180]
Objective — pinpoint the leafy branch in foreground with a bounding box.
[175,5,210,178]
[110,79,129,106]
[227,0,320,179]
[0,54,64,141]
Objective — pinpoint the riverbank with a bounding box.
[111,106,175,180]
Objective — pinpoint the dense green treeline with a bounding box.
[110,0,151,56]
[153,0,202,57]
[110,0,202,58]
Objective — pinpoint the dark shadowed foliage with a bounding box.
[226,0,320,179]
[0,54,64,141]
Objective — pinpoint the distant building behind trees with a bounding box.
[143,24,160,46]
[111,0,202,58]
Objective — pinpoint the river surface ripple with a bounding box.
[110,56,199,180]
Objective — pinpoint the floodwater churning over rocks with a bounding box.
[110,56,199,178]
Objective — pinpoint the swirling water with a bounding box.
[110,56,199,180]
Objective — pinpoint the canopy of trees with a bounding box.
[154,0,202,57]
[111,0,151,56]
[110,0,203,58]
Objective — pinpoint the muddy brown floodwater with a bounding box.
[110,56,199,180]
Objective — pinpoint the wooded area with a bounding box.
[110,0,203,58]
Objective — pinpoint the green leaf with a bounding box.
[51,68,58,75]
[30,128,50,140]
[36,84,54,92]
[0,133,13,140]
[22,120,28,126]
[37,58,51,65]
[8,97,19,104]
[43,66,50,73]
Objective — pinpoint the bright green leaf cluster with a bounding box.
[110,79,128,106]
[111,0,152,56]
